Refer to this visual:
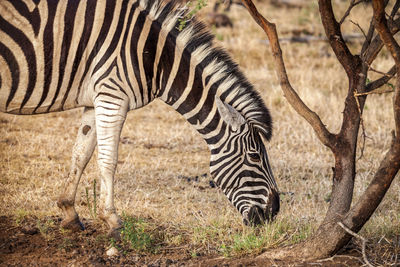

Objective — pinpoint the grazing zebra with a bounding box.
[0,0,280,236]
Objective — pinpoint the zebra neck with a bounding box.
[143,2,253,149]
[165,89,228,152]
[156,54,237,151]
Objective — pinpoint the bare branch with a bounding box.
[340,0,365,25]
[361,16,376,56]
[394,75,400,140]
[319,0,360,77]
[373,0,400,65]
[356,88,394,96]
[373,0,400,135]
[263,33,363,44]
[337,222,374,267]
[361,2,400,60]
[353,89,368,161]
[240,0,336,149]
[390,0,400,18]
[363,17,400,65]
[364,65,396,92]
[368,65,393,76]
[350,20,367,39]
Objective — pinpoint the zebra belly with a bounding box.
[0,78,93,115]
[0,0,99,115]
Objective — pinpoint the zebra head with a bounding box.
[211,98,279,226]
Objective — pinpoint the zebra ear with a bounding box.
[216,98,246,131]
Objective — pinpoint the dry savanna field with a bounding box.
[0,1,399,266]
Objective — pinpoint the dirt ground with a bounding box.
[0,216,365,267]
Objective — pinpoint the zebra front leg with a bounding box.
[57,107,97,231]
[94,93,129,239]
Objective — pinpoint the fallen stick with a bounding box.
[338,222,374,267]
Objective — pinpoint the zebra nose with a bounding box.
[242,191,280,226]
[243,205,267,226]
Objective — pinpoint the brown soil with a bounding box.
[0,216,365,267]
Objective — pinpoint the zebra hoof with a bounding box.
[60,216,85,232]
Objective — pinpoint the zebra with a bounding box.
[0,0,280,236]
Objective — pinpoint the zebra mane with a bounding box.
[139,0,272,140]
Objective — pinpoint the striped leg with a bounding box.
[94,92,129,238]
[57,107,97,231]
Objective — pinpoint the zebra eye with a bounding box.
[248,153,261,163]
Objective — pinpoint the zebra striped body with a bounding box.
[0,0,279,231]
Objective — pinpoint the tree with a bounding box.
[240,0,400,261]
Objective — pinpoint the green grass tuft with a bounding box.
[120,214,157,253]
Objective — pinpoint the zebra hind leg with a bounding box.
[57,107,97,231]
[94,92,129,239]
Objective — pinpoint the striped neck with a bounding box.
[155,34,244,148]
[131,0,272,145]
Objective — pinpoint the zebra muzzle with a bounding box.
[243,205,268,226]
[243,191,280,226]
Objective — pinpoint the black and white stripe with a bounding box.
[0,0,279,229]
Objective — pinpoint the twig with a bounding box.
[353,88,367,161]
[262,33,363,44]
[365,65,397,92]
[361,17,376,56]
[363,16,400,66]
[350,20,367,40]
[158,245,189,251]
[355,88,394,96]
[0,226,19,231]
[317,254,364,265]
[394,235,399,266]
[368,64,394,76]
[338,222,374,267]
[339,0,365,25]
[320,0,359,77]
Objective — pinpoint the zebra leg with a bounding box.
[94,93,129,239]
[57,107,97,231]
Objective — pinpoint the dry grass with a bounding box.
[0,0,399,260]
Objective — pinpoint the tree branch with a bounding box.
[339,0,365,25]
[390,0,400,19]
[373,0,400,136]
[318,0,360,77]
[337,222,374,267]
[240,0,336,149]
[364,65,396,93]
[361,16,376,56]
[362,16,400,65]
[373,0,400,65]
[350,20,367,40]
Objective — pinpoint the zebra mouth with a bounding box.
[242,191,280,226]
[242,205,269,226]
